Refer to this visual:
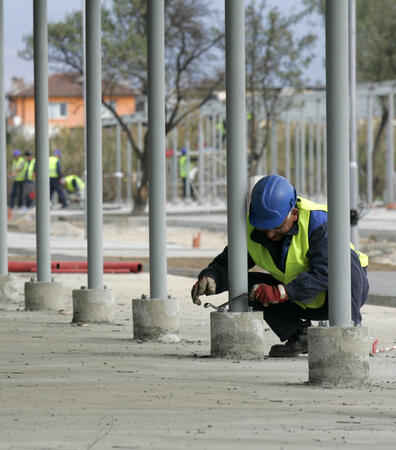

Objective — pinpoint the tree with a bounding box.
[304,0,396,198]
[20,0,224,214]
[245,0,316,176]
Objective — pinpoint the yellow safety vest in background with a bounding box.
[13,157,26,181]
[247,197,368,309]
[25,159,36,181]
[64,175,85,193]
[49,156,59,178]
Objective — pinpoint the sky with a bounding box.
[3,0,326,92]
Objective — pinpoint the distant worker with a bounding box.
[49,149,68,208]
[64,174,85,206]
[9,149,26,210]
[191,175,369,357]
[23,150,36,208]
[178,147,196,200]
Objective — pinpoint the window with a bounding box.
[48,102,68,119]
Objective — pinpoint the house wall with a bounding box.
[8,95,136,129]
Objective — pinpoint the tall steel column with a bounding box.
[386,93,394,203]
[326,0,351,326]
[198,117,204,200]
[271,121,278,174]
[349,0,359,246]
[171,127,178,202]
[366,95,373,204]
[33,0,51,282]
[85,0,103,289]
[0,0,7,276]
[225,0,248,312]
[116,124,122,203]
[300,118,306,194]
[308,122,314,195]
[315,102,322,196]
[285,118,291,180]
[147,0,167,299]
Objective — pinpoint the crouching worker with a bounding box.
[64,174,85,207]
[191,175,369,357]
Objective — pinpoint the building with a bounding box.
[6,73,136,136]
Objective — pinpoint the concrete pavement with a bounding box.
[0,272,396,449]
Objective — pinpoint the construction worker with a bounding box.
[178,148,196,200]
[64,174,85,206]
[9,149,26,209]
[49,149,68,208]
[191,174,369,357]
[23,150,36,208]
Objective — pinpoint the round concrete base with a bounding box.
[25,280,63,311]
[0,275,20,303]
[132,298,180,342]
[210,311,265,359]
[72,288,115,323]
[308,326,369,386]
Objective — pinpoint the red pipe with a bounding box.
[8,261,143,273]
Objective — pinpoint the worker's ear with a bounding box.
[291,208,299,222]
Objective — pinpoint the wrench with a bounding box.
[204,292,248,312]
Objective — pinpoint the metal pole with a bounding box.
[316,102,322,196]
[0,0,7,276]
[349,0,359,246]
[211,114,217,198]
[285,118,291,180]
[323,121,327,196]
[386,93,394,203]
[225,0,248,312]
[367,95,373,204]
[126,128,132,204]
[308,122,314,195]
[300,117,306,194]
[294,123,300,191]
[326,0,351,326]
[198,117,204,201]
[116,124,122,203]
[147,0,167,299]
[271,121,278,174]
[172,127,178,202]
[33,0,51,282]
[86,0,103,289]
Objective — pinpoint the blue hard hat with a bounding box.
[181,147,187,155]
[249,175,297,229]
[53,149,61,156]
[13,149,21,156]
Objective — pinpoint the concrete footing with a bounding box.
[308,326,369,386]
[132,298,180,342]
[0,275,20,303]
[210,311,265,359]
[72,288,115,323]
[25,280,64,311]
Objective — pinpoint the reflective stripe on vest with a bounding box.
[247,197,368,310]
[49,156,59,178]
[13,157,26,181]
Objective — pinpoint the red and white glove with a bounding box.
[249,283,288,307]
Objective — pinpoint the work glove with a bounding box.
[249,283,288,307]
[191,276,216,306]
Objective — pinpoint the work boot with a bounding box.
[269,328,308,357]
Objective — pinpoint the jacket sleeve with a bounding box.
[198,245,256,294]
[285,222,329,304]
[57,160,63,178]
